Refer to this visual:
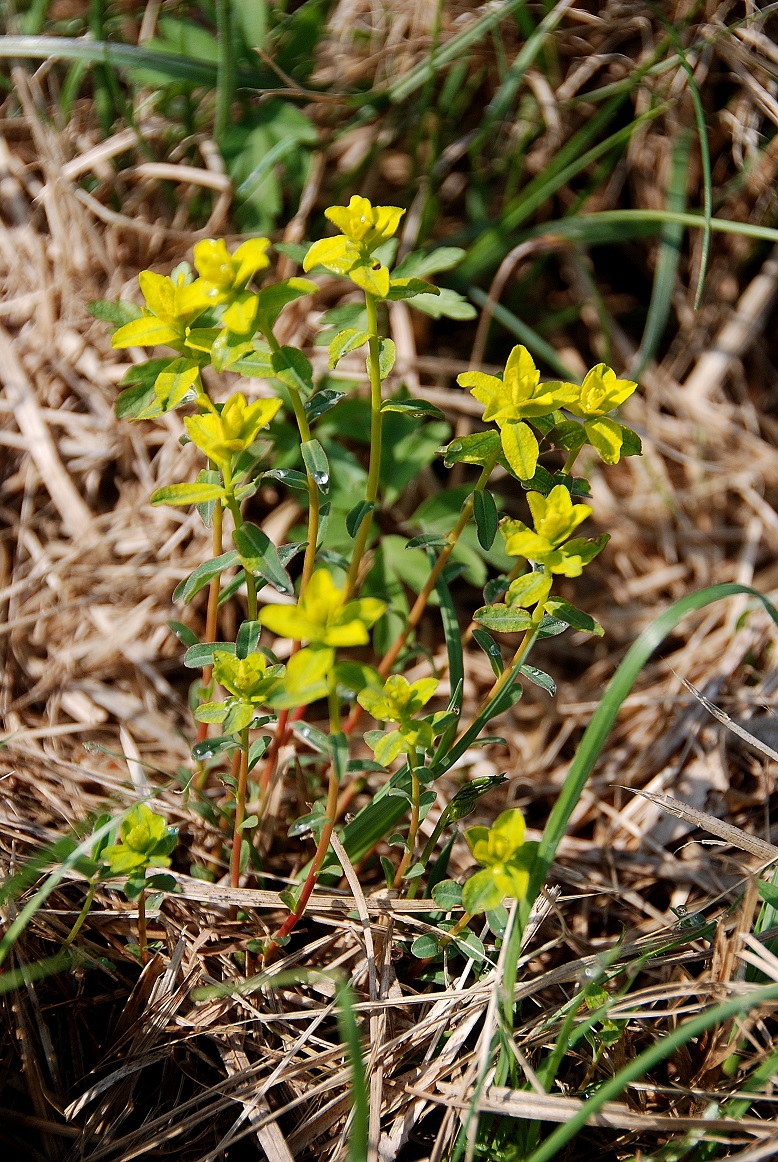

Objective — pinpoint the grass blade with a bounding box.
[523,583,778,922]
[630,128,691,379]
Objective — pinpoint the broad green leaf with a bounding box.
[346,500,374,539]
[431,879,463,910]
[381,398,445,420]
[376,337,395,379]
[585,416,624,464]
[501,420,539,481]
[88,299,142,327]
[173,551,240,604]
[519,665,556,695]
[473,604,533,633]
[472,628,504,676]
[473,490,498,550]
[393,246,466,279]
[184,641,236,668]
[232,523,294,595]
[256,277,317,330]
[410,287,476,320]
[301,439,330,493]
[328,328,369,369]
[411,934,440,959]
[150,481,225,507]
[387,278,440,301]
[167,620,200,648]
[304,389,345,423]
[271,346,313,396]
[373,730,405,767]
[442,430,500,467]
[546,599,604,636]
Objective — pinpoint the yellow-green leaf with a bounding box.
[112,316,181,349]
[500,421,538,481]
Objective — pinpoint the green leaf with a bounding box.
[473,628,504,677]
[519,665,556,695]
[433,551,464,713]
[263,467,308,490]
[374,730,405,767]
[88,298,142,327]
[410,287,476,320]
[411,934,440,959]
[345,500,374,539]
[758,881,778,908]
[620,425,643,457]
[452,929,485,962]
[393,246,466,279]
[473,604,533,633]
[271,346,313,395]
[473,490,498,550]
[167,620,200,648]
[233,523,294,595]
[501,421,539,481]
[256,277,317,330]
[387,278,440,301]
[150,481,226,507]
[546,599,604,637]
[462,868,504,914]
[111,316,181,349]
[115,381,157,421]
[406,533,449,550]
[290,720,330,754]
[191,734,239,761]
[442,430,500,467]
[184,641,237,668]
[381,398,445,420]
[193,469,222,528]
[328,328,369,369]
[304,389,345,423]
[235,619,261,658]
[173,551,240,604]
[431,879,463,910]
[377,337,395,379]
[301,439,330,493]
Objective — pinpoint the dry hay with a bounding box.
[1,4,778,1159]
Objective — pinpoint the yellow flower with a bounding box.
[111,267,215,350]
[501,485,595,578]
[357,674,438,723]
[184,393,281,469]
[303,196,405,299]
[193,238,271,292]
[545,363,638,465]
[259,569,386,647]
[457,346,579,480]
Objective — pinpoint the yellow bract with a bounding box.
[213,651,270,701]
[260,569,386,647]
[462,808,530,913]
[501,485,593,577]
[193,238,271,292]
[566,363,637,418]
[184,393,281,469]
[357,674,438,723]
[458,346,578,427]
[111,268,216,350]
[303,196,405,300]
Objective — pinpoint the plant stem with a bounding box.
[265,673,343,956]
[343,449,500,735]
[230,726,250,890]
[137,882,148,966]
[344,293,383,599]
[562,447,580,475]
[194,498,224,780]
[395,749,421,883]
[63,879,98,951]
[224,488,258,621]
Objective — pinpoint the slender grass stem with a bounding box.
[344,293,383,599]
[230,727,250,890]
[62,879,98,951]
[137,882,148,966]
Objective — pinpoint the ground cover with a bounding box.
[2,3,778,1159]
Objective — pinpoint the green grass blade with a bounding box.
[467,287,580,379]
[525,208,778,248]
[215,0,236,142]
[472,0,577,151]
[434,560,465,713]
[335,981,370,1162]
[523,583,778,920]
[384,0,529,106]
[525,979,778,1162]
[463,101,667,279]
[631,128,691,379]
[657,11,713,309]
[0,35,269,88]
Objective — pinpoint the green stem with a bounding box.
[395,748,421,883]
[224,480,258,621]
[230,726,250,890]
[137,881,148,966]
[265,670,344,956]
[344,293,383,598]
[262,330,319,594]
[63,879,98,951]
[562,447,579,475]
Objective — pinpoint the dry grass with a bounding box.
[2,3,778,1159]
